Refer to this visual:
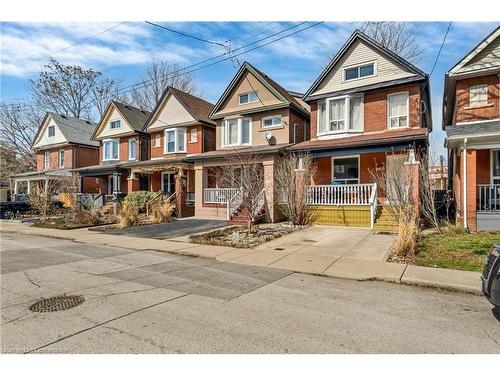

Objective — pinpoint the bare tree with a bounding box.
[275,153,316,225]
[217,153,266,234]
[418,153,441,232]
[91,78,124,117]
[129,59,197,111]
[27,180,60,219]
[360,22,423,63]
[29,58,120,120]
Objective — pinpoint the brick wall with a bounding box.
[288,109,309,144]
[75,146,99,168]
[454,74,499,124]
[36,145,77,170]
[187,125,202,154]
[202,126,216,153]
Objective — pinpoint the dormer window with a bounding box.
[110,120,121,129]
[343,62,376,81]
[48,125,55,137]
[239,91,259,105]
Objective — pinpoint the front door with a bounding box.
[162,172,175,195]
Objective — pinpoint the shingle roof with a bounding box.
[445,120,500,138]
[111,101,150,131]
[45,113,99,147]
[169,87,216,125]
[186,143,291,161]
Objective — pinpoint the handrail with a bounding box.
[203,188,238,204]
[369,183,378,229]
[146,191,163,217]
[227,188,243,220]
[252,189,266,218]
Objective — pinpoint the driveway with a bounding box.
[106,218,227,240]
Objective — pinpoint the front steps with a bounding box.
[227,206,265,225]
[372,206,399,233]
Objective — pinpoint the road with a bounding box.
[1,232,499,354]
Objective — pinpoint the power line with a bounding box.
[430,22,452,77]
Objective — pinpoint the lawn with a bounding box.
[414,231,500,272]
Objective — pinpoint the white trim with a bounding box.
[222,118,252,147]
[261,115,282,129]
[153,134,161,148]
[59,148,65,168]
[109,119,121,129]
[238,91,259,105]
[463,140,467,229]
[317,94,364,137]
[160,171,176,194]
[387,91,410,129]
[189,127,198,143]
[128,137,137,160]
[102,138,120,161]
[469,83,489,107]
[164,127,187,154]
[44,151,50,170]
[455,118,500,126]
[331,155,361,185]
[342,60,377,83]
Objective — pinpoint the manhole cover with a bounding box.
[29,295,85,313]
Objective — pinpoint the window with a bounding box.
[59,149,65,168]
[222,118,251,146]
[262,115,282,128]
[103,139,119,160]
[317,95,364,135]
[332,156,359,184]
[48,125,55,137]
[154,134,161,147]
[128,138,136,160]
[190,128,198,143]
[239,91,259,105]
[388,92,409,128]
[164,128,186,153]
[493,150,500,185]
[110,120,121,129]
[162,172,176,195]
[344,62,375,81]
[469,84,488,107]
[44,151,50,169]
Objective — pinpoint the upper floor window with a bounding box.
[48,125,55,137]
[44,151,50,169]
[262,115,282,128]
[190,128,198,143]
[128,138,136,160]
[110,120,121,129]
[223,118,251,147]
[59,149,65,168]
[469,84,488,107]
[388,92,409,129]
[164,128,186,153]
[103,139,119,160]
[317,95,364,135]
[154,134,161,147]
[343,62,376,81]
[239,91,259,105]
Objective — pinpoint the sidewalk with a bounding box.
[0,220,482,295]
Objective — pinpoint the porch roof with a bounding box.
[186,143,291,161]
[72,162,129,177]
[11,168,72,181]
[289,128,428,157]
[121,157,192,172]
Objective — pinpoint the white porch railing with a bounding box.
[227,188,244,220]
[203,188,238,204]
[478,184,500,212]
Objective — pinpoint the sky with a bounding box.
[1,21,499,160]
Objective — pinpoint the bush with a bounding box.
[394,207,418,257]
[440,220,466,235]
[118,201,140,228]
[151,202,175,223]
[122,191,157,213]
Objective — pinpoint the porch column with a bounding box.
[194,164,204,212]
[175,169,187,218]
[78,176,83,193]
[13,180,18,195]
[27,180,31,194]
[113,173,120,194]
[44,178,49,193]
[263,157,276,223]
[127,171,140,193]
[405,152,420,212]
[465,147,477,231]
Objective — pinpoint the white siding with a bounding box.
[457,35,500,74]
[148,93,195,130]
[311,39,417,97]
[33,117,67,148]
[95,106,134,139]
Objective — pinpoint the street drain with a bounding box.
[29,295,85,313]
[274,247,285,251]
[303,239,316,243]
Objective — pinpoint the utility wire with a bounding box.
[429,22,452,77]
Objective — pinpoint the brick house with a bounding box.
[187,62,310,222]
[11,112,99,196]
[74,101,150,197]
[290,30,432,228]
[443,26,500,231]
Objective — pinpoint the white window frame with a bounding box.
[222,118,252,147]
[469,83,488,107]
[331,155,360,185]
[342,61,377,82]
[238,91,259,105]
[48,125,55,137]
[164,128,186,154]
[387,92,410,129]
[110,120,121,129]
[161,171,176,195]
[44,151,50,170]
[317,95,364,136]
[189,128,198,143]
[261,115,282,129]
[128,138,137,160]
[491,149,500,185]
[59,149,65,168]
[154,134,161,148]
[102,139,119,161]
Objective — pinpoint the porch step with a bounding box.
[228,206,265,225]
[373,206,398,233]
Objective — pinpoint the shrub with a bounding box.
[440,220,466,236]
[118,201,140,228]
[151,202,175,223]
[123,191,157,213]
[394,207,418,257]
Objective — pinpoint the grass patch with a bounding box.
[414,231,500,272]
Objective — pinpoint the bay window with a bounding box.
[128,138,136,160]
[164,128,186,153]
[388,92,409,128]
[317,95,364,136]
[222,118,251,146]
[103,139,119,160]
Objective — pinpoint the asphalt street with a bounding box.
[1,233,499,353]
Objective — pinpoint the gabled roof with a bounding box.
[33,112,99,149]
[144,86,215,130]
[92,101,150,139]
[209,61,310,118]
[303,29,427,100]
[448,26,500,76]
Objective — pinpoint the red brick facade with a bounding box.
[454,74,500,124]
[288,108,309,144]
[36,145,99,171]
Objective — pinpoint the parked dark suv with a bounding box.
[481,244,500,308]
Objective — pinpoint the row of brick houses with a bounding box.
[10,27,500,231]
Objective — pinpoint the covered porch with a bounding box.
[10,169,73,202]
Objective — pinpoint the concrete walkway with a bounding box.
[0,221,482,294]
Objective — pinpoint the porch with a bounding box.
[477,184,500,230]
